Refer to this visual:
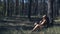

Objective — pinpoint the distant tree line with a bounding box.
[0,0,60,18]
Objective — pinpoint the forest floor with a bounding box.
[0,17,60,34]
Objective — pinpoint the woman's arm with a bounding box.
[40,20,46,25]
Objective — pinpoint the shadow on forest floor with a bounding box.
[53,24,60,26]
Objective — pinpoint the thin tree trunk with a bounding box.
[14,0,16,15]
[16,0,19,15]
[43,0,46,15]
[28,0,32,21]
[35,0,38,15]
[0,0,1,5]
[22,0,24,16]
[5,0,8,16]
[7,0,10,16]
[3,0,6,16]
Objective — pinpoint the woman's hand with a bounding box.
[34,22,37,26]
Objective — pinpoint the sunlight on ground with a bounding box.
[54,19,60,22]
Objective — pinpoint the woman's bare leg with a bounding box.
[32,24,44,32]
[32,24,39,32]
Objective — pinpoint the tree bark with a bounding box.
[35,0,38,15]
[16,0,19,15]
[28,0,32,21]
[3,0,6,16]
[7,0,9,16]
[22,0,24,15]
[47,0,54,25]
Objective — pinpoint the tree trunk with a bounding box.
[0,0,1,5]
[3,0,6,16]
[7,0,9,16]
[22,0,24,16]
[42,0,46,15]
[28,0,32,21]
[16,0,19,15]
[14,0,16,15]
[35,0,38,15]
[47,0,54,25]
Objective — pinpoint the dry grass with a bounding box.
[0,17,60,34]
[0,25,60,34]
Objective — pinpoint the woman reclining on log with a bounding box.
[32,15,48,32]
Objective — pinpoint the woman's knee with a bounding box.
[36,24,39,26]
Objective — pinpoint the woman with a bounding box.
[32,15,47,32]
